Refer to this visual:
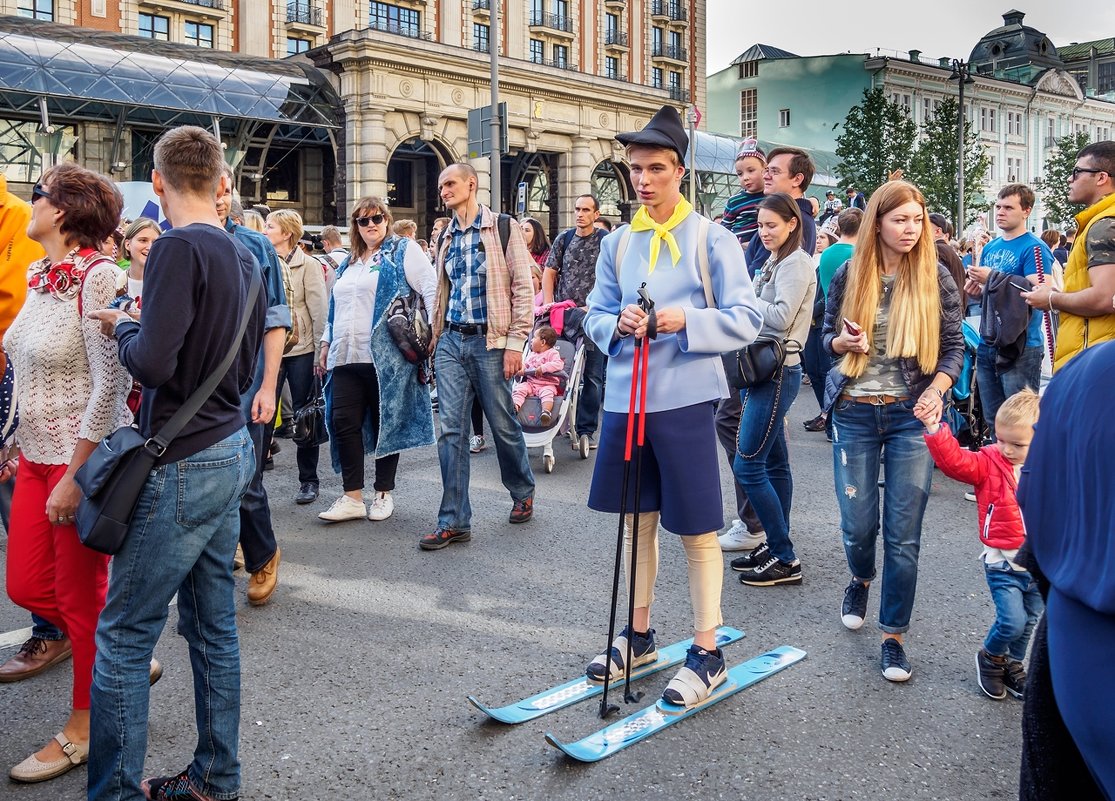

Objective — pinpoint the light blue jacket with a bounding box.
[585,212,763,414]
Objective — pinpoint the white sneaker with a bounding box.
[367,491,394,521]
[469,434,486,453]
[317,495,367,522]
[718,519,766,551]
[964,491,977,502]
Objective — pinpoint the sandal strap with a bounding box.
[53,733,85,765]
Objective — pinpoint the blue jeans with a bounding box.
[976,344,1043,435]
[983,563,1044,661]
[434,330,534,531]
[575,341,605,438]
[831,398,934,634]
[89,429,254,801]
[732,364,802,562]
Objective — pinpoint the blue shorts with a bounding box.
[588,401,724,535]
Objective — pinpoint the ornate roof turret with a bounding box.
[968,9,1064,84]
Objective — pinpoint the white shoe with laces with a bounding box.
[469,434,486,453]
[718,519,766,551]
[367,491,394,521]
[317,495,367,522]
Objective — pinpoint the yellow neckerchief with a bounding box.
[629,197,692,273]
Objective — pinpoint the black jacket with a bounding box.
[820,260,965,411]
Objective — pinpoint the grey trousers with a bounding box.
[714,392,763,534]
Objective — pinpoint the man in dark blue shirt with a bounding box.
[87,125,265,801]
[217,165,290,607]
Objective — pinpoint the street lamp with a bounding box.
[949,59,975,228]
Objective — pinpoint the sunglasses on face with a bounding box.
[31,183,52,203]
[355,214,386,227]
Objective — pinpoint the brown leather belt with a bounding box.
[840,393,909,406]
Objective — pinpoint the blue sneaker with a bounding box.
[585,626,657,682]
[662,645,727,707]
[881,638,912,682]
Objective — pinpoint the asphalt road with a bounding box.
[0,393,1024,801]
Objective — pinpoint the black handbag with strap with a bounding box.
[74,268,262,555]
[291,375,328,448]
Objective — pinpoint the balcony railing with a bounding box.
[650,0,687,22]
[605,70,627,82]
[368,19,432,40]
[529,11,573,34]
[652,43,688,62]
[668,86,690,103]
[472,40,490,53]
[604,30,628,47]
[180,0,225,8]
[286,2,323,25]
[542,57,576,71]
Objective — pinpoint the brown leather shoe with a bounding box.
[247,547,281,606]
[0,637,72,683]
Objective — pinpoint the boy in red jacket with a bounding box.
[915,389,1043,700]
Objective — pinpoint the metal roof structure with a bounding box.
[0,16,340,136]
[730,44,800,65]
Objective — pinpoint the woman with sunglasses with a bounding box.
[4,164,134,783]
[265,209,328,504]
[822,181,964,683]
[317,198,436,523]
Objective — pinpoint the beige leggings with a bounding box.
[624,512,724,632]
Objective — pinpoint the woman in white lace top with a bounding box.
[3,163,133,784]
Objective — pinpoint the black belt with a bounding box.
[446,321,487,336]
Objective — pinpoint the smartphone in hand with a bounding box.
[843,318,863,336]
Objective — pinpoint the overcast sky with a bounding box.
[705,1,1115,75]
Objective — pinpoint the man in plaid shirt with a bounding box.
[420,163,536,551]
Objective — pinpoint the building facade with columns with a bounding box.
[1,0,707,232]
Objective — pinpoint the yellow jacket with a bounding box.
[1,177,44,373]
[1054,192,1115,371]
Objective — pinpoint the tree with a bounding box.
[907,96,990,228]
[834,88,916,196]
[1035,131,1090,228]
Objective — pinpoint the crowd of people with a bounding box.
[0,111,1112,800]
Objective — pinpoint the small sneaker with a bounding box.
[367,491,394,521]
[469,434,486,453]
[509,495,533,524]
[540,409,553,426]
[317,495,367,522]
[141,769,231,800]
[841,579,870,630]
[1003,659,1027,699]
[738,554,802,586]
[586,626,658,682]
[881,638,912,682]
[976,649,1007,699]
[719,520,766,552]
[418,528,471,550]
[730,541,770,571]
[964,491,977,502]
[662,645,727,707]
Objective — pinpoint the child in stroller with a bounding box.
[513,326,565,426]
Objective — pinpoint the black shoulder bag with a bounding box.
[74,268,262,555]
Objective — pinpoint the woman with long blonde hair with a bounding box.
[820,181,964,683]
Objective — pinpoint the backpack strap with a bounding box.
[497,213,511,255]
[613,224,633,284]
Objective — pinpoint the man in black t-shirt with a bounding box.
[87,126,264,801]
[542,193,608,449]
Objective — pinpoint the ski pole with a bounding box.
[621,286,655,706]
[598,309,645,719]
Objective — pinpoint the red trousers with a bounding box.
[6,458,109,709]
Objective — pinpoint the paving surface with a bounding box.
[0,395,1024,800]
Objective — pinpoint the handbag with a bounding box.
[74,268,262,555]
[732,336,791,387]
[291,375,328,448]
[386,290,432,365]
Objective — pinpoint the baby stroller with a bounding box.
[516,306,588,473]
[946,319,991,449]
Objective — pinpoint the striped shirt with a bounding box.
[719,189,763,247]
[445,209,487,325]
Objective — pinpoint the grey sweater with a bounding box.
[752,249,817,366]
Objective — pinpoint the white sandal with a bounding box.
[10,732,88,783]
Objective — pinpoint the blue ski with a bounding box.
[467,627,745,725]
[544,645,806,762]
